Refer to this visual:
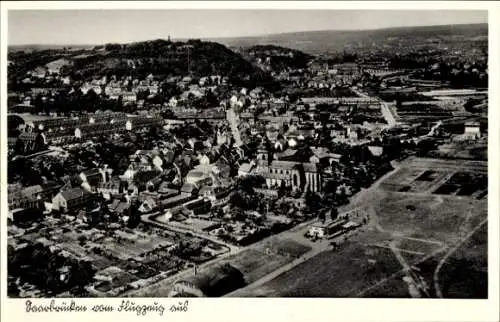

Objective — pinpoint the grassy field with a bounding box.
[381,167,424,188]
[229,249,295,283]
[374,194,486,244]
[396,238,442,257]
[222,238,311,284]
[438,222,488,298]
[382,169,450,193]
[381,157,487,195]
[361,271,411,298]
[165,218,219,232]
[243,242,402,297]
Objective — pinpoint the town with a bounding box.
[6,20,488,299]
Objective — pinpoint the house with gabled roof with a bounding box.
[51,187,97,212]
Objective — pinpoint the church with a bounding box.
[254,142,322,193]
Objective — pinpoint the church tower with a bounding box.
[256,141,270,167]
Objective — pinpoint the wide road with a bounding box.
[352,87,397,127]
[380,101,397,127]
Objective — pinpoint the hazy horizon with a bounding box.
[8,10,488,46]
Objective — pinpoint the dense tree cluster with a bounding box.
[8,243,95,297]
[69,39,269,83]
[243,44,314,72]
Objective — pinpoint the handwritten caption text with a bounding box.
[25,299,189,316]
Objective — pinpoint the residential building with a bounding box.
[464,121,481,139]
[122,92,137,103]
[51,188,96,212]
[308,218,347,239]
[97,180,125,200]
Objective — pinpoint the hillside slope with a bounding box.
[215,23,488,55]
[8,39,271,84]
[237,44,313,72]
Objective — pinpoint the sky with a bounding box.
[8,9,488,45]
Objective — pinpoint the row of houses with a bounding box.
[18,114,164,147]
[300,96,379,106]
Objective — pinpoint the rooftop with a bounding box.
[313,218,346,229]
[302,163,318,173]
[270,160,299,170]
[59,187,92,201]
[20,185,44,198]
[238,163,253,173]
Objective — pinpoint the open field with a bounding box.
[436,142,488,160]
[242,193,486,297]
[395,102,458,123]
[238,157,488,298]
[361,271,411,297]
[437,222,487,298]
[158,217,220,232]
[374,194,486,243]
[396,237,442,257]
[398,157,487,174]
[200,238,312,284]
[235,242,403,297]
[380,157,487,197]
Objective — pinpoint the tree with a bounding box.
[278,181,287,198]
[295,144,314,162]
[34,133,47,152]
[14,138,25,155]
[8,279,20,297]
[213,207,224,219]
[330,207,339,221]
[237,174,265,193]
[336,186,349,206]
[127,201,141,228]
[229,190,254,210]
[69,261,95,292]
[105,43,122,51]
[78,235,87,246]
[318,210,326,223]
[305,191,322,213]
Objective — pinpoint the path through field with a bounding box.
[433,218,488,298]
